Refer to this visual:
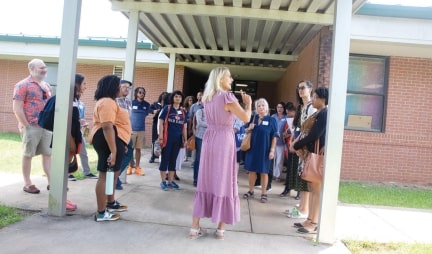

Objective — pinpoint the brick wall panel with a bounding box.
[1,60,185,148]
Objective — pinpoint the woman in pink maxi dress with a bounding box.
[190,67,252,240]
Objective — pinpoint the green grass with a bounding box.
[339,182,432,253]
[343,239,432,254]
[339,181,432,210]
[0,132,98,177]
[0,205,24,228]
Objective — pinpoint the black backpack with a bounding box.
[38,95,56,131]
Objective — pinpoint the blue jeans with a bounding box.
[193,137,203,184]
[117,139,133,187]
[120,139,134,173]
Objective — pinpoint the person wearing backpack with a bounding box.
[13,59,52,194]
[69,73,98,181]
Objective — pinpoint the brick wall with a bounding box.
[317,27,332,88]
[274,27,432,185]
[341,57,432,185]
[1,59,185,147]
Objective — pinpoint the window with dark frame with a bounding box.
[345,55,388,132]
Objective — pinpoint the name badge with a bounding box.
[177,110,182,115]
[132,106,138,109]
[262,121,269,125]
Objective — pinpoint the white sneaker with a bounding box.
[95,210,120,222]
[254,185,262,189]
[288,211,308,219]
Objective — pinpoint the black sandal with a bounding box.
[294,218,313,228]
[260,194,268,203]
[243,191,254,199]
[297,225,317,234]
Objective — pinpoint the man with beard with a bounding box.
[13,59,52,194]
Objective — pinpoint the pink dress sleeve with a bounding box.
[223,91,238,104]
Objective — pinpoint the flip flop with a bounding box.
[23,185,40,194]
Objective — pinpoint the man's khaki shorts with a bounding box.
[131,131,146,149]
[20,126,52,157]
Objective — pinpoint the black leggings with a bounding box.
[92,128,125,172]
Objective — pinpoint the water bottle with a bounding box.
[105,165,114,195]
[153,141,161,157]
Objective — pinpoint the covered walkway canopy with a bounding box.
[111,0,365,82]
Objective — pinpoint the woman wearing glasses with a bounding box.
[285,81,316,219]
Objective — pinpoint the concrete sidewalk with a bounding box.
[0,149,431,253]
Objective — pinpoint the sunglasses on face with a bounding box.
[138,91,145,95]
[297,86,307,90]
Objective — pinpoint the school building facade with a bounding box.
[1,5,431,186]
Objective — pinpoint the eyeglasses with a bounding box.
[121,86,130,89]
[297,86,307,90]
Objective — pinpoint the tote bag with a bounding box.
[240,132,251,151]
[240,115,256,151]
[186,136,196,151]
[301,139,324,183]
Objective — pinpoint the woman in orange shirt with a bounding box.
[89,75,132,222]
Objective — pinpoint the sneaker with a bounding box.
[287,207,307,219]
[254,185,261,189]
[266,187,272,192]
[95,210,120,222]
[126,166,133,175]
[106,200,128,212]
[85,173,98,179]
[169,181,180,190]
[68,175,76,181]
[291,212,308,219]
[174,173,180,181]
[160,181,169,191]
[115,182,123,190]
[135,166,145,176]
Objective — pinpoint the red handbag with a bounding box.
[161,105,171,148]
[301,139,324,183]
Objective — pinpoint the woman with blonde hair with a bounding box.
[190,66,252,240]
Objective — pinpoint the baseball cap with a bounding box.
[120,79,132,86]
